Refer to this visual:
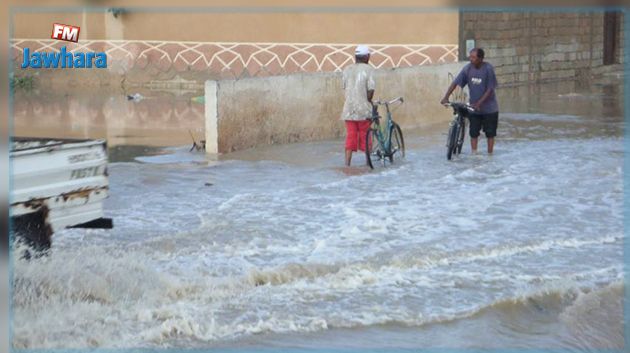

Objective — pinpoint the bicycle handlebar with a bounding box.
[443,101,475,112]
[374,97,404,106]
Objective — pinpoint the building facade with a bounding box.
[459,11,625,85]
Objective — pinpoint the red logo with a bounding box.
[51,23,80,43]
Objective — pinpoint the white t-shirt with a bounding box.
[341,63,376,121]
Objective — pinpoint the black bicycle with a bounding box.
[365,97,405,169]
[444,102,474,160]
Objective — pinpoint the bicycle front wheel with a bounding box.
[456,119,466,155]
[389,123,405,163]
[365,128,384,169]
[446,123,458,161]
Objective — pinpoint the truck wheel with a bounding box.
[11,207,53,259]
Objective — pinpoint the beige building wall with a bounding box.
[11,8,460,85]
[13,12,107,40]
[14,11,458,44]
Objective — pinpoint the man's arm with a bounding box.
[441,66,467,105]
[440,82,457,105]
[472,87,494,111]
[367,69,376,104]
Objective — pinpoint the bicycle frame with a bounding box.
[451,109,466,146]
[371,97,403,155]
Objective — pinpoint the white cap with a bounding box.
[355,45,370,56]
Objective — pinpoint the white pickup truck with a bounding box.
[10,137,113,252]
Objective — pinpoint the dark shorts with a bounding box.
[469,112,499,138]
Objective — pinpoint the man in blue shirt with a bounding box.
[441,48,499,154]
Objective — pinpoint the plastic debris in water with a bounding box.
[126,93,144,102]
[191,96,205,104]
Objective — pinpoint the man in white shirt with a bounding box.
[341,45,375,166]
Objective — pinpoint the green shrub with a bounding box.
[10,75,35,91]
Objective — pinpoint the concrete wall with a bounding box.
[206,63,464,153]
[460,11,625,85]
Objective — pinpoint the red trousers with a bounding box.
[345,120,371,152]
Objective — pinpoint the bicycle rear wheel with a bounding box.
[446,123,458,160]
[366,128,384,169]
[388,123,405,163]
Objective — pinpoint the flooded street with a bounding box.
[12,88,205,148]
[11,76,624,350]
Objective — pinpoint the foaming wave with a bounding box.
[138,314,330,345]
[454,280,625,350]
[11,242,622,348]
[558,281,624,349]
[168,234,621,292]
[246,263,341,287]
[12,245,185,307]
[503,113,583,122]
[171,279,620,346]
[391,234,622,270]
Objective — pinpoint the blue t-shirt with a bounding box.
[453,62,499,114]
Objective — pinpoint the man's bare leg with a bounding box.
[345,149,352,166]
[471,137,478,153]
[487,137,494,154]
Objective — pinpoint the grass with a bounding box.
[10,74,36,91]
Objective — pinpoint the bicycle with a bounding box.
[365,97,405,169]
[444,102,474,160]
